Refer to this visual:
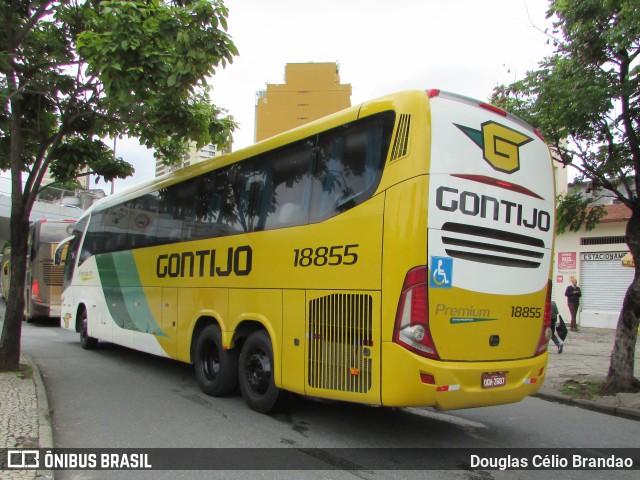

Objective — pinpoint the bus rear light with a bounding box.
[451,174,543,200]
[393,266,440,359]
[32,279,41,301]
[420,373,435,385]
[480,102,507,117]
[535,280,553,355]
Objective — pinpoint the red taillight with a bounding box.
[426,89,441,98]
[32,279,41,301]
[535,280,553,355]
[393,266,439,359]
[480,102,507,117]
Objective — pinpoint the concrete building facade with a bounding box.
[155,142,222,178]
[255,62,351,142]
[553,166,632,329]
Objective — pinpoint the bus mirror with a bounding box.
[54,235,74,266]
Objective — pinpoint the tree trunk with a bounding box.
[603,209,640,394]
[0,205,30,371]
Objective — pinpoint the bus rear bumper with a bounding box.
[28,300,61,319]
[381,342,548,410]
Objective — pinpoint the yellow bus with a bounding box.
[58,90,555,413]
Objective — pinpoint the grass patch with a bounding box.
[559,379,605,400]
[17,364,33,380]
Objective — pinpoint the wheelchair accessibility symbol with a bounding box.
[430,256,453,288]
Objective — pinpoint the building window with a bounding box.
[580,236,628,246]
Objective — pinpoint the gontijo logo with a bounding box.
[455,121,533,174]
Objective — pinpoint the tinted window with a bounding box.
[83,111,394,255]
[39,222,74,243]
[310,112,394,222]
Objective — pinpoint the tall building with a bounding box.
[255,62,351,142]
[155,142,222,177]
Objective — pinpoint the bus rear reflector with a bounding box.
[420,373,435,385]
[535,280,553,355]
[393,266,440,359]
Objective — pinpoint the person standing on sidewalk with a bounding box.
[550,300,564,353]
[564,276,581,332]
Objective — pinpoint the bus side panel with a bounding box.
[159,288,178,359]
[176,288,229,363]
[305,290,381,405]
[281,289,306,395]
[381,176,429,342]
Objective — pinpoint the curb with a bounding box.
[535,391,640,422]
[23,353,55,479]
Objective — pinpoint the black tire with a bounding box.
[194,324,239,396]
[79,310,98,350]
[238,330,289,414]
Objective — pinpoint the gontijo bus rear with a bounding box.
[58,89,555,413]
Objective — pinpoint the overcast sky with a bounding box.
[1,0,556,195]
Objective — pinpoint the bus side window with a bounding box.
[259,139,314,230]
[310,113,394,222]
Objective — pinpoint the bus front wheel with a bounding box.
[238,330,289,413]
[194,324,239,396]
[79,310,98,350]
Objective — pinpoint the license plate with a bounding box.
[482,372,506,389]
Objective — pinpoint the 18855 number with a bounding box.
[293,244,359,267]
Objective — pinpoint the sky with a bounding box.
[0,0,557,196]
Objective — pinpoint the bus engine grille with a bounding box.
[42,262,65,285]
[308,294,373,393]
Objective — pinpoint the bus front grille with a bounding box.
[42,262,65,285]
[308,294,373,393]
[440,222,546,268]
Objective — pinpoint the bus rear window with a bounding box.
[39,222,74,243]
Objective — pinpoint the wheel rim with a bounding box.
[245,350,271,395]
[201,341,220,381]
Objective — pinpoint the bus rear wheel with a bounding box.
[79,310,98,350]
[238,330,289,413]
[194,324,238,397]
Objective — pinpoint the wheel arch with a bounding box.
[189,315,222,364]
[75,303,87,333]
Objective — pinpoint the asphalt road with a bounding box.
[16,317,640,480]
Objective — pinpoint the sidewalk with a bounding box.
[537,327,640,419]
[1,326,639,479]
[0,352,53,479]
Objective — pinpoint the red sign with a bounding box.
[558,252,576,270]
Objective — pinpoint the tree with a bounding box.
[0,0,238,371]
[491,0,640,393]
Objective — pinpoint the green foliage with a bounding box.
[555,191,607,234]
[1,0,238,187]
[0,0,238,371]
[491,0,640,221]
[492,0,640,394]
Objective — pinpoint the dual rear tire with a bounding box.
[194,326,289,413]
